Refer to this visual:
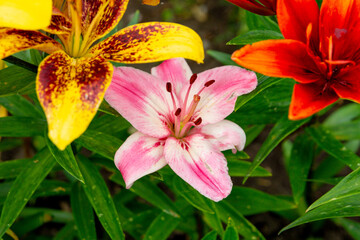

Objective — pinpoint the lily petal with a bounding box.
[142,0,160,6]
[90,22,204,64]
[44,7,72,36]
[226,0,276,15]
[277,0,319,44]
[0,28,62,59]
[37,51,113,150]
[289,83,338,120]
[151,58,193,97]
[115,131,166,188]
[0,0,52,30]
[165,135,232,201]
[332,66,360,103]
[105,67,173,138]
[82,0,129,45]
[232,39,322,83]
[191,120,246,153]
[185,65,257,125]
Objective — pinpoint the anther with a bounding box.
[190,74,197,84]
[193,94,200,102]
[204,80,215,87]
[194,117,202,125]
[166,82,172,92]
[175,108,182,116]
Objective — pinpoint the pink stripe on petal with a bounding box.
[164,135,232,201]
[151,58,193,97]
[183,66,257,125]
[115,131,166,188]
[105,67,173,138]
[191,120,246,152]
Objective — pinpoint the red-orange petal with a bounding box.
[226,0,275,15]
[277,0,319,43]
[289,83,338,120]
[0,28,62,59]
[332,66,360,103]
[81,0,129,46]
[231,39,321,83]
[36,51,113,150]
[44,7,72,36]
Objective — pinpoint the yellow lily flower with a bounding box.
[0,0,52,30]
[142,0,160,6]
[0,0,204,150]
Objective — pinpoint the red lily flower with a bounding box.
[232,0,360,120]
[226,0,277,15]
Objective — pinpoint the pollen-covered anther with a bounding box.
[190,73,197,84]
[166,82,172,92]
[175,108,182,116]
[194,117,202,125]
[204,79,215,87]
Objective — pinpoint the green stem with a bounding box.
[3,56,38,73]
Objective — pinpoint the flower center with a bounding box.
[166,74,215,139]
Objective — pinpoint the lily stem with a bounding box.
[3,56,38,73]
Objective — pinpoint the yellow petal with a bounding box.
[44,7,72,35]
[36,51,113,150]
[0,0,52,30]
[142,0,160,6]
[90,22,204,64]
[0,28,62,59]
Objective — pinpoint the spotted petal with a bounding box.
[0,0,52,30]
[165,134,232,201]
[37,51,113,150]
[0,28,62,59]
[82,0,129,46]
[44,7,72,36]
[115,131,167,188]
[90,22,204,64]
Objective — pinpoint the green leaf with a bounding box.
[70,182,96,240]
[216,201,265,240]
[226,187,296,215]
[173,176,214,213]
[54,222,78,240]
[0,95,43,118]
[288,134,314,204]
[224,218,239,240]
[0,116,46,137]
[243,116,310,182]
[122,209,158,239]
[333,218,360,240]
[206,50,238,66]
[227,30,283,45]
[88,114,130,135]
[12,212,52,237]
[99,100,121,117]
[245,11,280,31]
[0,158,30,179]
[0,149,56,238]
[324,103,360,126]
[227,158,271,177]
[203,203,224,236]
[280,167,360,233]
[306,126,360,170]
[0,66,36,97]
[0,138,23,151]
[78,155,124,240]
[75,130,123,160]
[46,136,84,182]
[143,212,181,240]
[201,230,218,240]
[324,120,360,140]
[128,10,140,26]
[235,76,284,111]
[111,173,180,218]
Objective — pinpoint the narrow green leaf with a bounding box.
[0,138,23,151]
[216,201,265,240]
[206,50,237,66]
[289,134,314,204]
[307,126,360,170]
[128,10,140,26]
[99,100,121,117]
[0,95,43,118]
[227,30,283,45]
[244,116,310,182]
[0,116,46,137]
[224,218,239,240]
[226,187,296,215]
[70,182,96,240]
[201,230,218,240]
[245,11,280,31]
[122,209,158,239]
[0,149,55,238]
[0,158,30,179]
[203,203,224,236]
[143,212,181,240]
[324,120,360,140]
[12,212,52,237]
[333,218,360,240]
[0,66,36,97]
[54,222,78,240]
[78,155,124,240]
[173,176,214,213]
[244,124,266,147]
[227,158,271,177]
[20,208,73,223]
[235,76,284,111]
[46,136,84,182]
[324,103,360,126]
[89,114,130,135]
[111,173,180,218]
[75,130,123,160]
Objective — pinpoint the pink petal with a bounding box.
[151,58,193,97]
[183,66,257,125]
[115,131,166,188]
[105,67,173,138]
[164,134,233,201]
[191,120,246,153]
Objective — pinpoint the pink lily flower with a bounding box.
[105,58,257,201]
